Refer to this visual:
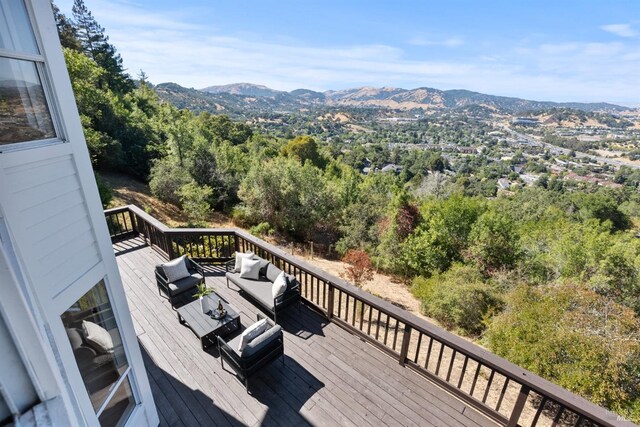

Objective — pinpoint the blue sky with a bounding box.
[56,0,640,105]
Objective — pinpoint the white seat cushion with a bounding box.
[162,255,191,282]
[234,251,254,272]
[82,320,114,354]
[272,271,287,299]
[240,257,261,280]
[238,319,268,352]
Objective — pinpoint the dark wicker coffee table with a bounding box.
[177,293,240,350]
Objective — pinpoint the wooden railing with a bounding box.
[105,205,635,427]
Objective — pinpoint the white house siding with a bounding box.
[2,153,101,299]
[0,1,158,425]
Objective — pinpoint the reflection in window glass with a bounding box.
[61,280,134,426]
[0,57,55,144]
[97,377,135,427]
[0,0,39,54]
[0,392,10,425]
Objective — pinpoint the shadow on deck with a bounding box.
[115,237,496,427]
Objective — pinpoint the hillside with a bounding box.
[156,81,631,116]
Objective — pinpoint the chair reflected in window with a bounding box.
[61,280,136,427]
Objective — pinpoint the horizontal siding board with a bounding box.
[20,194,84,226]
[36,216,93,260]
[8,156,75,193]
[48,243,101,297]
[26,203,89,237]
[38,226,97,272]
[13,176,81,211]
[4,154,71,176]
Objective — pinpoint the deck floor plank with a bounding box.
[115,239,497,427]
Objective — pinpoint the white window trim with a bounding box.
[0,1,66,152]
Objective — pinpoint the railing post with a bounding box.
[166,233,175,260]
[233,232,240,253]
[399,325,412,366]
[128,209,137,235]
[507,385,530,427]
[327,284,335,319]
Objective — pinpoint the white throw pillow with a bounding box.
[82,320,114,354]
[234,251,254,272]
[238,319,268,352]
[239,257,261,280]
[272,271,288,299]
[162,255,191,282]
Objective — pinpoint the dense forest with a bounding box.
[55,1,640,421]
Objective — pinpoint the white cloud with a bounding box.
[601,24,637,38]
[408,37,464,47]
[55,1,640,104]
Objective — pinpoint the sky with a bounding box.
[56,0,640,106]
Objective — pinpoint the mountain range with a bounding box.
[155,82,630,117]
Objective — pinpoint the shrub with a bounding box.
[177,181,212,224]
[250,222,273,237]
[149,159,191,206]
[411,264,503,336]
[467,209,520,272]
[342,250,374,287]
[94,172,112,207]
[485,283,640,421]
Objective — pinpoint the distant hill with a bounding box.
[201,82,284,98]
[155,82,630,117]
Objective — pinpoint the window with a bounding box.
[61,281,136,427]
[0,0,57,146]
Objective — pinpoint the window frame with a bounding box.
[60,277,141,427]
[0,1,66,153]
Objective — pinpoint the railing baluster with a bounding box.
[413,333,422,364]
[446,349,457,382]
[327,285,334,319]
[435,344,445,376]
[383,314,390,345]
[375,310,382,340]
[531,397,548,425]
[351,296,357,326]
[507,385,530,427]
[457,356,468,389]
[482,370,496,404]
[367,305,373,335]
[496,377,509,412]
[425,337,434,370]
[358,301,365,330]
[345,294,350,322]
[392,320,399,350]
[552,407,565,427]
[469,362,481,397]
[399,325,412,366]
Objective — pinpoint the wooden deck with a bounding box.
[115,238,498,427]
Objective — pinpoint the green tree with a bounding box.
[281,135,326,168]
[52,2,81,51]
[467,209,520,272]
[72,0,133,93]
[237,158,334,240]
[485,284,640,421]
[412,264,503,336]
[399,195,486,277]
[149,158,192,206]
[178,181,213,225]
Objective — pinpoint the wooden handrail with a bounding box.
[104,205,635,427]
